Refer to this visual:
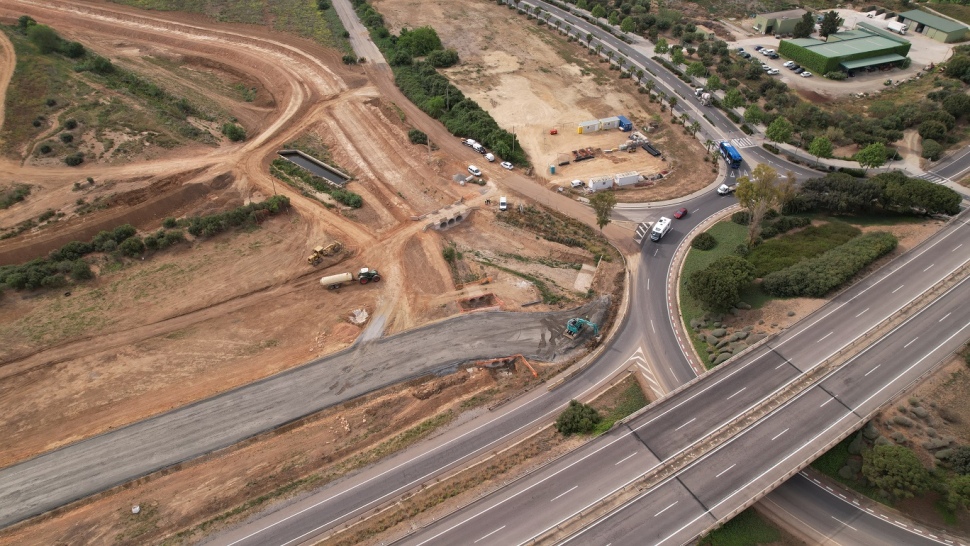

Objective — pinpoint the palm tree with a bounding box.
[607,50,614,63]
[705,139,714,152]
[617,57,626,70]
[644,80,655,93]
[564,24,572,37]
[586,33,593,47]
[658,91,667,105]
[691,121,701,136]
[635,68,644,84]
[595,44,604,56]
[669,96,678,109]
[680,113,690,125]
[514,0,520,7]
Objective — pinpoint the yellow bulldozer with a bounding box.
[307,242,342,266]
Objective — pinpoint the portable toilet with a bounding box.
[617,115,633,131]
[599,116,621,130]
[550,165,556,174]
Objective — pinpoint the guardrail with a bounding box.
[532,256,970,544]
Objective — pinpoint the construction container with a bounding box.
[550,165,556,174]
[587,175,614,192]
[599,116,621,130]
[617,115,633,131]
[614,171,640,187]
[578,120,601,134]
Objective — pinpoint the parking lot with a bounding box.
[726,9,959,97]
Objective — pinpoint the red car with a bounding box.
[673,207,688,219]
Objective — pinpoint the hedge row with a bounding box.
[184,195,290,237]
[762,231,898,297]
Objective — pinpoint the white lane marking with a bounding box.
[474,525,506,543]
[904,337,918,348]
[653,248,659,256]
[771,428,789,441]
[551,485,579,502]
[820,398,833,408]
[831,516,858,531]
[654,501,678,517]
[940,312,952,322]
[675,418,696,431]
[865,364,881,377]
[855,308,869,318]
[818,331,833,342]
[636,364,660,386]
[647,278,650,290]
[726,387,746,400]
[615,452,638,466]
[651,319,656,334]
[776,360,789,370]
[715,464,736,478]
[955,243,964,252]
[892,285,904,294]
[924,264,935,272]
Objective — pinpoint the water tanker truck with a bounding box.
[319,267,381,289]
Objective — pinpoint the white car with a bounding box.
[783,61,795,68]
[767,68,780,75]
[484,152,495,162]
[500,161,514,170]
[800,71,813,78]
[467,165,482,176]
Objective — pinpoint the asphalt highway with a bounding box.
[392,214,970,545]
[566,274,970,546]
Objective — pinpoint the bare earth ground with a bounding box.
[866,355,970,534]
[0,365,535,546]
[0,0,638,537]
[373,0,715,202]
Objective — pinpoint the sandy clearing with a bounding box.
[0,29,14,132]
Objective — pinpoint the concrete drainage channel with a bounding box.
[278,150,351,185]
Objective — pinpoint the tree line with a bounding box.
[351,0,529,166]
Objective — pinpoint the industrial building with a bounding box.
[897,10,969,43]
[778,26,911,75]
[753,8,807,36]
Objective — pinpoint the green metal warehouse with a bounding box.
[778,27,911,75]
[897,10,969,43]
[753,9,807,36]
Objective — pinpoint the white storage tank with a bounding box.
[599,116,621,130]
[578,120,601,134]
[587,175,614,192]
[614,171,640,187]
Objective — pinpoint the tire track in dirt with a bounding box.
[0,29,15,132]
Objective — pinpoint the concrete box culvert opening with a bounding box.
[457,293,500,312]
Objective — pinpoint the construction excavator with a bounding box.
[307,242,342,266]
[564,318,599,339]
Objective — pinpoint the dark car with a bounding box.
[753,45,763,51]
[740,52,751,59]
[790,64,801,71]
[793,67,805,74]
[768,53,780,59]
[673,207,688,219]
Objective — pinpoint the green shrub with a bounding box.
[408,129,428,145]
[119,236,146,257]
[59,133,73,144]
[427,48,460,68]
[731,211,750,225]
[921,139,943,161]
[39,144,51,154]
[692,231,717,250]
[70,260,93,280]
[221,123,246,142]
[64,152,84,166]
[0,184,31,209]
[825,71,847,80]
[748,222,860,277]
[342,54,359,65]
[555,400,602,435]
[763,231,898,297]
[162,217,178,229]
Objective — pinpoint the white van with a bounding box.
[499,196,508,211]
[484,153,495,162]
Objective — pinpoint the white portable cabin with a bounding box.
[578,120,601,134]
[587,175,614,192]
[599,116,621,130]
[614,171,640,187]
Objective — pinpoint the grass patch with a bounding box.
[679,221,751,362]
[929,3,970,25]
[476,258,569,305]
[497,205,616,262]
[592,379,649,434]
[0,184,30,209]
[747,221,861,277]
[698,508,785,546]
